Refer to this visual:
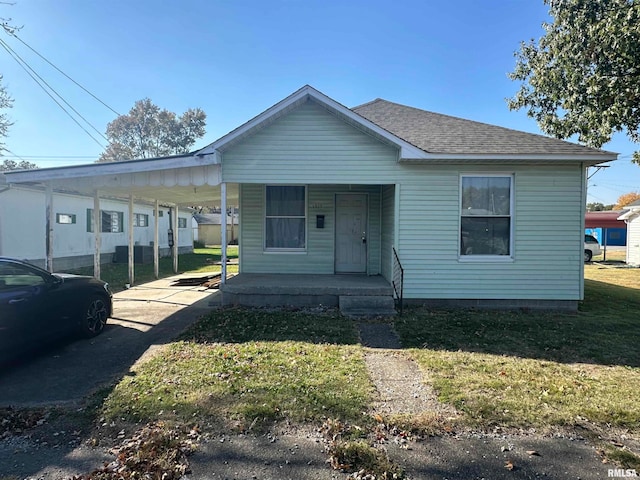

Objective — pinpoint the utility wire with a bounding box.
[8,31,121,116]
[0,37,107,148]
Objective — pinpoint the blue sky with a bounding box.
[1,0,638,205]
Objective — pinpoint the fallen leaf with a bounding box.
[526,450,541,456]
[505,460,515,471]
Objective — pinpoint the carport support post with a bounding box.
[93,190,101,279]
[171,205,178,274]
[154,199,159,279]
[220,182,227,284]
[44,183,54,272]
[128,194,135,286]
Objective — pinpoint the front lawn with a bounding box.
[394,264,640,465]
[97,261,640,469]
[101,308,372,431]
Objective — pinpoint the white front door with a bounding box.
[335,194,367,273]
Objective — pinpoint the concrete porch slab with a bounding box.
[220,273,394,309]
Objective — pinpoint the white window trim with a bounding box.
[459,173,514,262]
[263,184,308,253]
[56,213,76,225]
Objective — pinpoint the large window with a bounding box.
[265,185,306,250]
[87,209,124,233]
[460,175,512,257]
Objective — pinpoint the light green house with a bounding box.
[194,85,617,311]
[3,85,617,312]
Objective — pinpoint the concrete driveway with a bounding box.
[0,274,220,407]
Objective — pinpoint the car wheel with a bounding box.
[584,250,593,262]
[80,295,109,337]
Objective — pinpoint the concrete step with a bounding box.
[339,295,397,317]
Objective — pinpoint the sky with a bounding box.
[1,0,639,206]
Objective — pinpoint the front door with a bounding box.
[335,193,367,273]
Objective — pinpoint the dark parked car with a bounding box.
[0,257,113,365]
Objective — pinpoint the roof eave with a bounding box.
[399,153,617,164]
[3,153,217,184]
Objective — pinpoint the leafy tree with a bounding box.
[98,99,206,162]
[508,0,640,164]
[586,202,615,211]
[0,74,12,155]
[0,158,38,171]
[615,191,640,209]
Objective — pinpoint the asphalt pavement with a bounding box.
[0,274,220,407]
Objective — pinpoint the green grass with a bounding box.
[101,308,372,431]
[68,247,238,292]
[394,266,640,432]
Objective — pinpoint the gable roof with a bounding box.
[352,99,616,160]
[196,85,430,161]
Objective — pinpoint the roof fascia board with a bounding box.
[3,153,214,184]
[399,154,617,164]
[618,208,640,220]
[196,85,430,160]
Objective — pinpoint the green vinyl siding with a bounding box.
[240,184,381,274]
[381,184,395,282]
[395,165,584,300]
[222,100,399,184]
[224,97,587,301]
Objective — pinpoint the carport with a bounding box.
[585,210,627,261]
[2,153,238,285]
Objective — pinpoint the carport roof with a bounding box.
[585,210,628,229]
[1,153,237,206]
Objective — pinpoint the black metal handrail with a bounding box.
[392,246,404,315]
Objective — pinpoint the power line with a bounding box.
[8,31,121,117]
[0,37,107,149]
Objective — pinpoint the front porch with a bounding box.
[220,273,396,316]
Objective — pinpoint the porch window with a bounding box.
[460,175,512,257]
[265,185,306,250]
[178,217,187,229]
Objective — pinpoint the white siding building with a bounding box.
[0,182,193,270]
[619,200,640,267]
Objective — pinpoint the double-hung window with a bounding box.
[265,185,306,250]
[133,213,149,227]
[460,175,513,257]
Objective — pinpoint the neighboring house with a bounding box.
[585,211,627,246]
[193,212,239,245]
[2,86,618,310]
[0,180,193,270]
[618,200,640,266]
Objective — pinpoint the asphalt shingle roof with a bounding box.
[352,99,614,157]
